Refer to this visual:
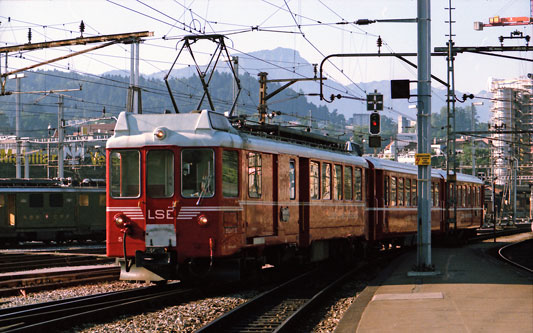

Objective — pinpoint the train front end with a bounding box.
[106,111,242,281]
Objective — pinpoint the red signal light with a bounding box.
[369,112,381,135]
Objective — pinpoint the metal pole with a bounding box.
[232,56,239,116]
[416,0,432,270]
[134,42,140,114]
[15,76,21,178]
[58,95,64,179]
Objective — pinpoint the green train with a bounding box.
[0,179,105,245]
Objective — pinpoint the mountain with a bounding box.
[126,47,492,123]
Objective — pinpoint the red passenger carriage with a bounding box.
[106,110,483,281]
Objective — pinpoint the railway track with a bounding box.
[0,265,120,297]
[196,263,363,333]
[498,238,533,273]
[0,282,196,332]
[0,252,114,273]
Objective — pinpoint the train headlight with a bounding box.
[153,127,167,140]
[114,214,127,228]
[197,214,209,226]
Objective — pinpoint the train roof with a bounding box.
[365,158,483,184]
[0,178,106,190]
[108,110,368,167]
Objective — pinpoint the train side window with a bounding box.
[99,194,106,206]
[384,176,389,206]
[289,159,296,200]
[147,150,174,198]
[50,193,63,207]
[247,152,262,198]
[354,168,362,201]
[333,164,342,200]
[110,150,140,198]
[0,194,4,207]
[344,166,353,200]
[391,177,397,206]
[310,161,320,199]
[412,181,417,206]
[398,178,404,206]
[322,162,331,200]
[29,193,43,208]
[463,186,467,207]
[79,194,89,207]
[435,183,440,207]
[182,149,215,198]
[405,179,411,206]
[222,150,239,198]
[431,183,436,207]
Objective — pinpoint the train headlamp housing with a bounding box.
[197,214,209,227]
[153,127,167,140]
[114,213,129,229]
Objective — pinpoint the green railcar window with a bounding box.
[147,150,174,198]
[29,193,43,208]
[79,194,89,207]
[0,194,4,207]
[110,150,140,198]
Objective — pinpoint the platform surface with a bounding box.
[335,235,533,333]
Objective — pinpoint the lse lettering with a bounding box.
[147,209,174,220]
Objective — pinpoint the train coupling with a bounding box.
[119,247,177,281]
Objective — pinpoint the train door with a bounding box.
[243,151,275,239]
[298,158,310,247]
[277,155,299,238]
[107,149,145,258]
[144,148,177,249]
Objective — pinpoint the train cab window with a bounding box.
[223,150,239,197]
[182,149,215,198]
[354,168,362,201]
[247,152,262,198]
[289,159,296,200]
[50,193,63,207]
[110,150,140,198]
[79,194,89,207]
[405,179,411,206]
[310,161,320,199]
[322,163,331,200]
[147,150,174,198]
[333,165,342,200]
[344,166,353,200]
[398,178,404,206]
[391,177,397,206]
[29,193,43,208]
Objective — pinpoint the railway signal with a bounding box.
[369,112,381,135]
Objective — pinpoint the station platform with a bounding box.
[335,235,533,333]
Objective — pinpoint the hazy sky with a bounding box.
[1,0,531,96]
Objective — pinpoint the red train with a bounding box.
[106,110,483,281]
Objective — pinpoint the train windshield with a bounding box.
[110,150,140,198]
[181,149,214,198]
[147,150,174,198]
